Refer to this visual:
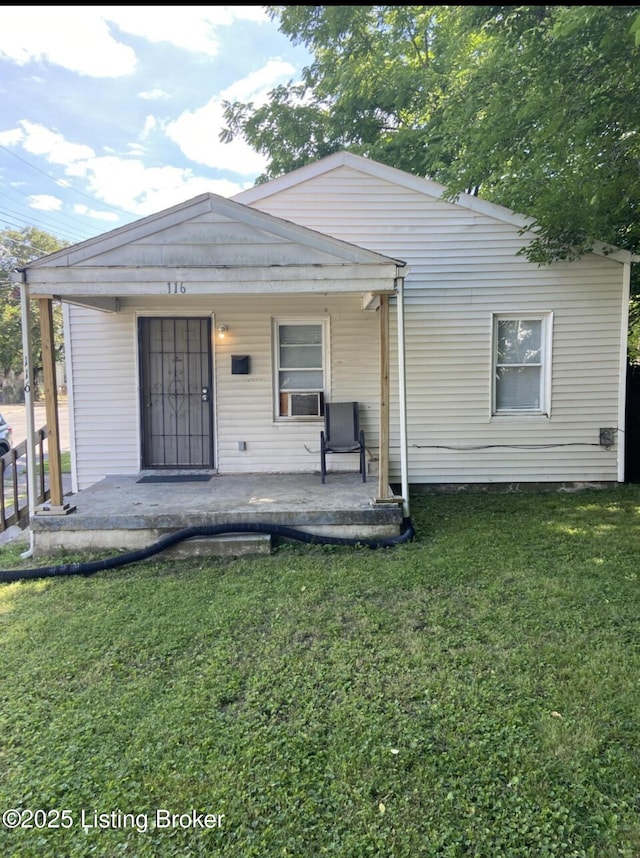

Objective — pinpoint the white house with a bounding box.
[236,153,634,489]
[17,152,635,512]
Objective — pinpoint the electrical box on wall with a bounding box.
[231,355,250,375]
[599,428,615,447]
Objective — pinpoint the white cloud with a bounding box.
[0,127,23,146]
[228,59,296,103]
[139,89,172,101]
[72,204,121,223]
[0,8,137,77]
[140,116,158,140]
[0,6,270,78]
[0,10,303,227]
[164,101,266,175]
[28,194,63,212]
[1,119,251,216]
[164,59,295,174]
[100,6,269,57]
[17,121,95,165]
[67,155,250,214]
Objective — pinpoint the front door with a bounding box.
[139,317,214,468]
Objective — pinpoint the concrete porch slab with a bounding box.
[30,472,405,557]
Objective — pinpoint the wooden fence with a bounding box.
[0,427,51,532]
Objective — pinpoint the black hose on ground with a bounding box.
[0,518,416,584]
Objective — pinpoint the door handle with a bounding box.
[201,387,210,402]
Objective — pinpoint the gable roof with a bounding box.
[22,189,405,270]
[17,189,406,301]
[235,151,636,265]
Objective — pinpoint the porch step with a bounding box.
[32,528,272,559]
[163,532,272,559]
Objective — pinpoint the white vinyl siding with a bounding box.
[66,304,139,490]
[67,294,378,487]
[62,160,628,490]
[244,164,625,485]
[213,296,376,474]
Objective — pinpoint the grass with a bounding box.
[42,451,72,474]
[0,487,639,857]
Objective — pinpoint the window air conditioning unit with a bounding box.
[289,392,323,417]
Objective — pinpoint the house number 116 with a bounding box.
[167,281,186,293]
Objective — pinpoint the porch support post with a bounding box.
[377,293,391,499]
[19,277,37,557]
[36,298,73,515]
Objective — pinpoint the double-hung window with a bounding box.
[274,320,327,419]
[492,314,552,416]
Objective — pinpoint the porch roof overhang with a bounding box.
[16,261,406,303]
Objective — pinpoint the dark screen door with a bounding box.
[139,317,214,468]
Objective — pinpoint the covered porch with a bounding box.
[30,471,406,558]
[15,192,411,557]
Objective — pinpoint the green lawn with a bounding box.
[42,451,72,474]
[0,487,639,857]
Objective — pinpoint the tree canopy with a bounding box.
[0,227,67,385]
[223,5,640,266]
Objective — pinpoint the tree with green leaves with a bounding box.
[223,5,640,266]
[0,227,67,398]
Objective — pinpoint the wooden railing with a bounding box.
[0,427,51,533]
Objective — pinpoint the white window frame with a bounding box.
[491,312,553,417]
[272,317,329,421]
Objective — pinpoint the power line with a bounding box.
[0,178,96,241]
[0,203,92,245]
[0,211,75,245]
[0,144,136,218]
[1,230,70,259]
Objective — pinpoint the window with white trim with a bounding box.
[274,320,327,419]
[492,314,551,415]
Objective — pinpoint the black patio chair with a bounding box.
[320,401,366,483]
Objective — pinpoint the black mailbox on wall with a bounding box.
[231,355,250,375]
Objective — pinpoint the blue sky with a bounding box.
[0,6,312,246]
